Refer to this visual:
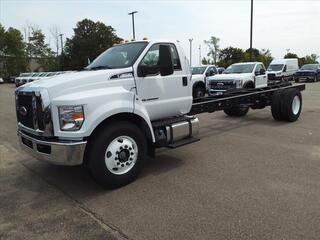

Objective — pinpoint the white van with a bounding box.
[267,59,299,81]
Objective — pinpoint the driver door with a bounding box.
[135,43,192,121]
[254,64,267,88]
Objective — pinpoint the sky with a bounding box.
[1,0,319,66]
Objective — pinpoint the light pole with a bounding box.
[128,11,138,40]
[199,45,201,65]
[59,34,64,55]
[189,38,193,66]
[250,0,253,61]
[59,34,64,70]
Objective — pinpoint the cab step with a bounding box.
[167,137,200,149]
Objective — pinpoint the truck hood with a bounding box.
[18,68,134,98]
[208,73,252,81]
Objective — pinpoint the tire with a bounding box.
[86,121,147,188]
[280,89,302,122]
[224,105,249,117]
[271,90,284,121]
[313,76,317,82]
[193,85,206,98]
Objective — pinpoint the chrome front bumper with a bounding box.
[18,131,87,166]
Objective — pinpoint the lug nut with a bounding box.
[120,147,123,150]
[125,145,128,148]
[129,147,132,150]
[117,162,120,165]
[126,162,129,165]
[121,164,124,167]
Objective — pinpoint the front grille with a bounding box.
[16,94,35,129]
[268,73,276,80]
[209,80,236,90]
[16,93,46,131]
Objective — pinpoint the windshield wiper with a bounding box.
[85,65,112,70]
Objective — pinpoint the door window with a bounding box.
[139,43,181,77]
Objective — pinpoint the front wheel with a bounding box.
[193,85,206,98]
[86,121,147,188]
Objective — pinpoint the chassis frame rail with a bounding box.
[190,83,305,115]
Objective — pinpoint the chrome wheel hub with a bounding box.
[292,95,301,115]
[105,136,138,175]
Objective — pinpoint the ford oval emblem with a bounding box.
[19,106,28,116]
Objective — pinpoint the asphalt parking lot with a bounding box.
[1,82,320,240]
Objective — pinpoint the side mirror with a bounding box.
[159,45,174,76]
[283,66,287,72]
[205,72,210,77]
[260,69,266,75]
[137,65,147,77]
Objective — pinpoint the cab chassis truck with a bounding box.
[16,40,305,188]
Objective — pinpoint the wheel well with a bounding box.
[193,81,206,90]
[85,113,154,162]
[243,81,254,88]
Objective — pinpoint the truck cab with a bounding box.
[191,65,217,98]
[207,62,267,95]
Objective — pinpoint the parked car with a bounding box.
[267,58,299,82]
[295,64,320,83]
[15,73,33,87]
[191,65,218,98]
[207,62,267,95]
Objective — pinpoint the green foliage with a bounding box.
[300,54,319,65]
[204,36,220,65]
[216,47,273,68]
[27,28,57,71]
[217,47,244,68]
[0,24,27,77]
[63,19,122,70]
[284,52,298,59]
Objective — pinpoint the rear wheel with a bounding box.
[224,105,249,117]
[280,89,302,122]
[271,90,284,121]
[86,121,147,188]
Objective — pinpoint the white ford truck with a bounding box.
[207,62,267,95]
[191,65,218,98]
[16,40,305,188]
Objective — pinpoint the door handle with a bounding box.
[182,77,188,86]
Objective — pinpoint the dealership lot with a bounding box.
[1,83,320,239]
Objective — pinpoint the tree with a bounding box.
[299,54,319,66]
[0,25,27,77]
[63,19,122,70]
[284,52,298,59]
[258,49,273,67]
[217,47,244,68]
[27,28,57,71]
[204,36,220,65]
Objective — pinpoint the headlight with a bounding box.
[276,72,281,76]
[58,106,85,131]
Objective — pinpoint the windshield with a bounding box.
[86,42,148,70]
[301,64,318,70]
[224,64,255,74]
[267,64,284,71]
[192,67,207,75]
